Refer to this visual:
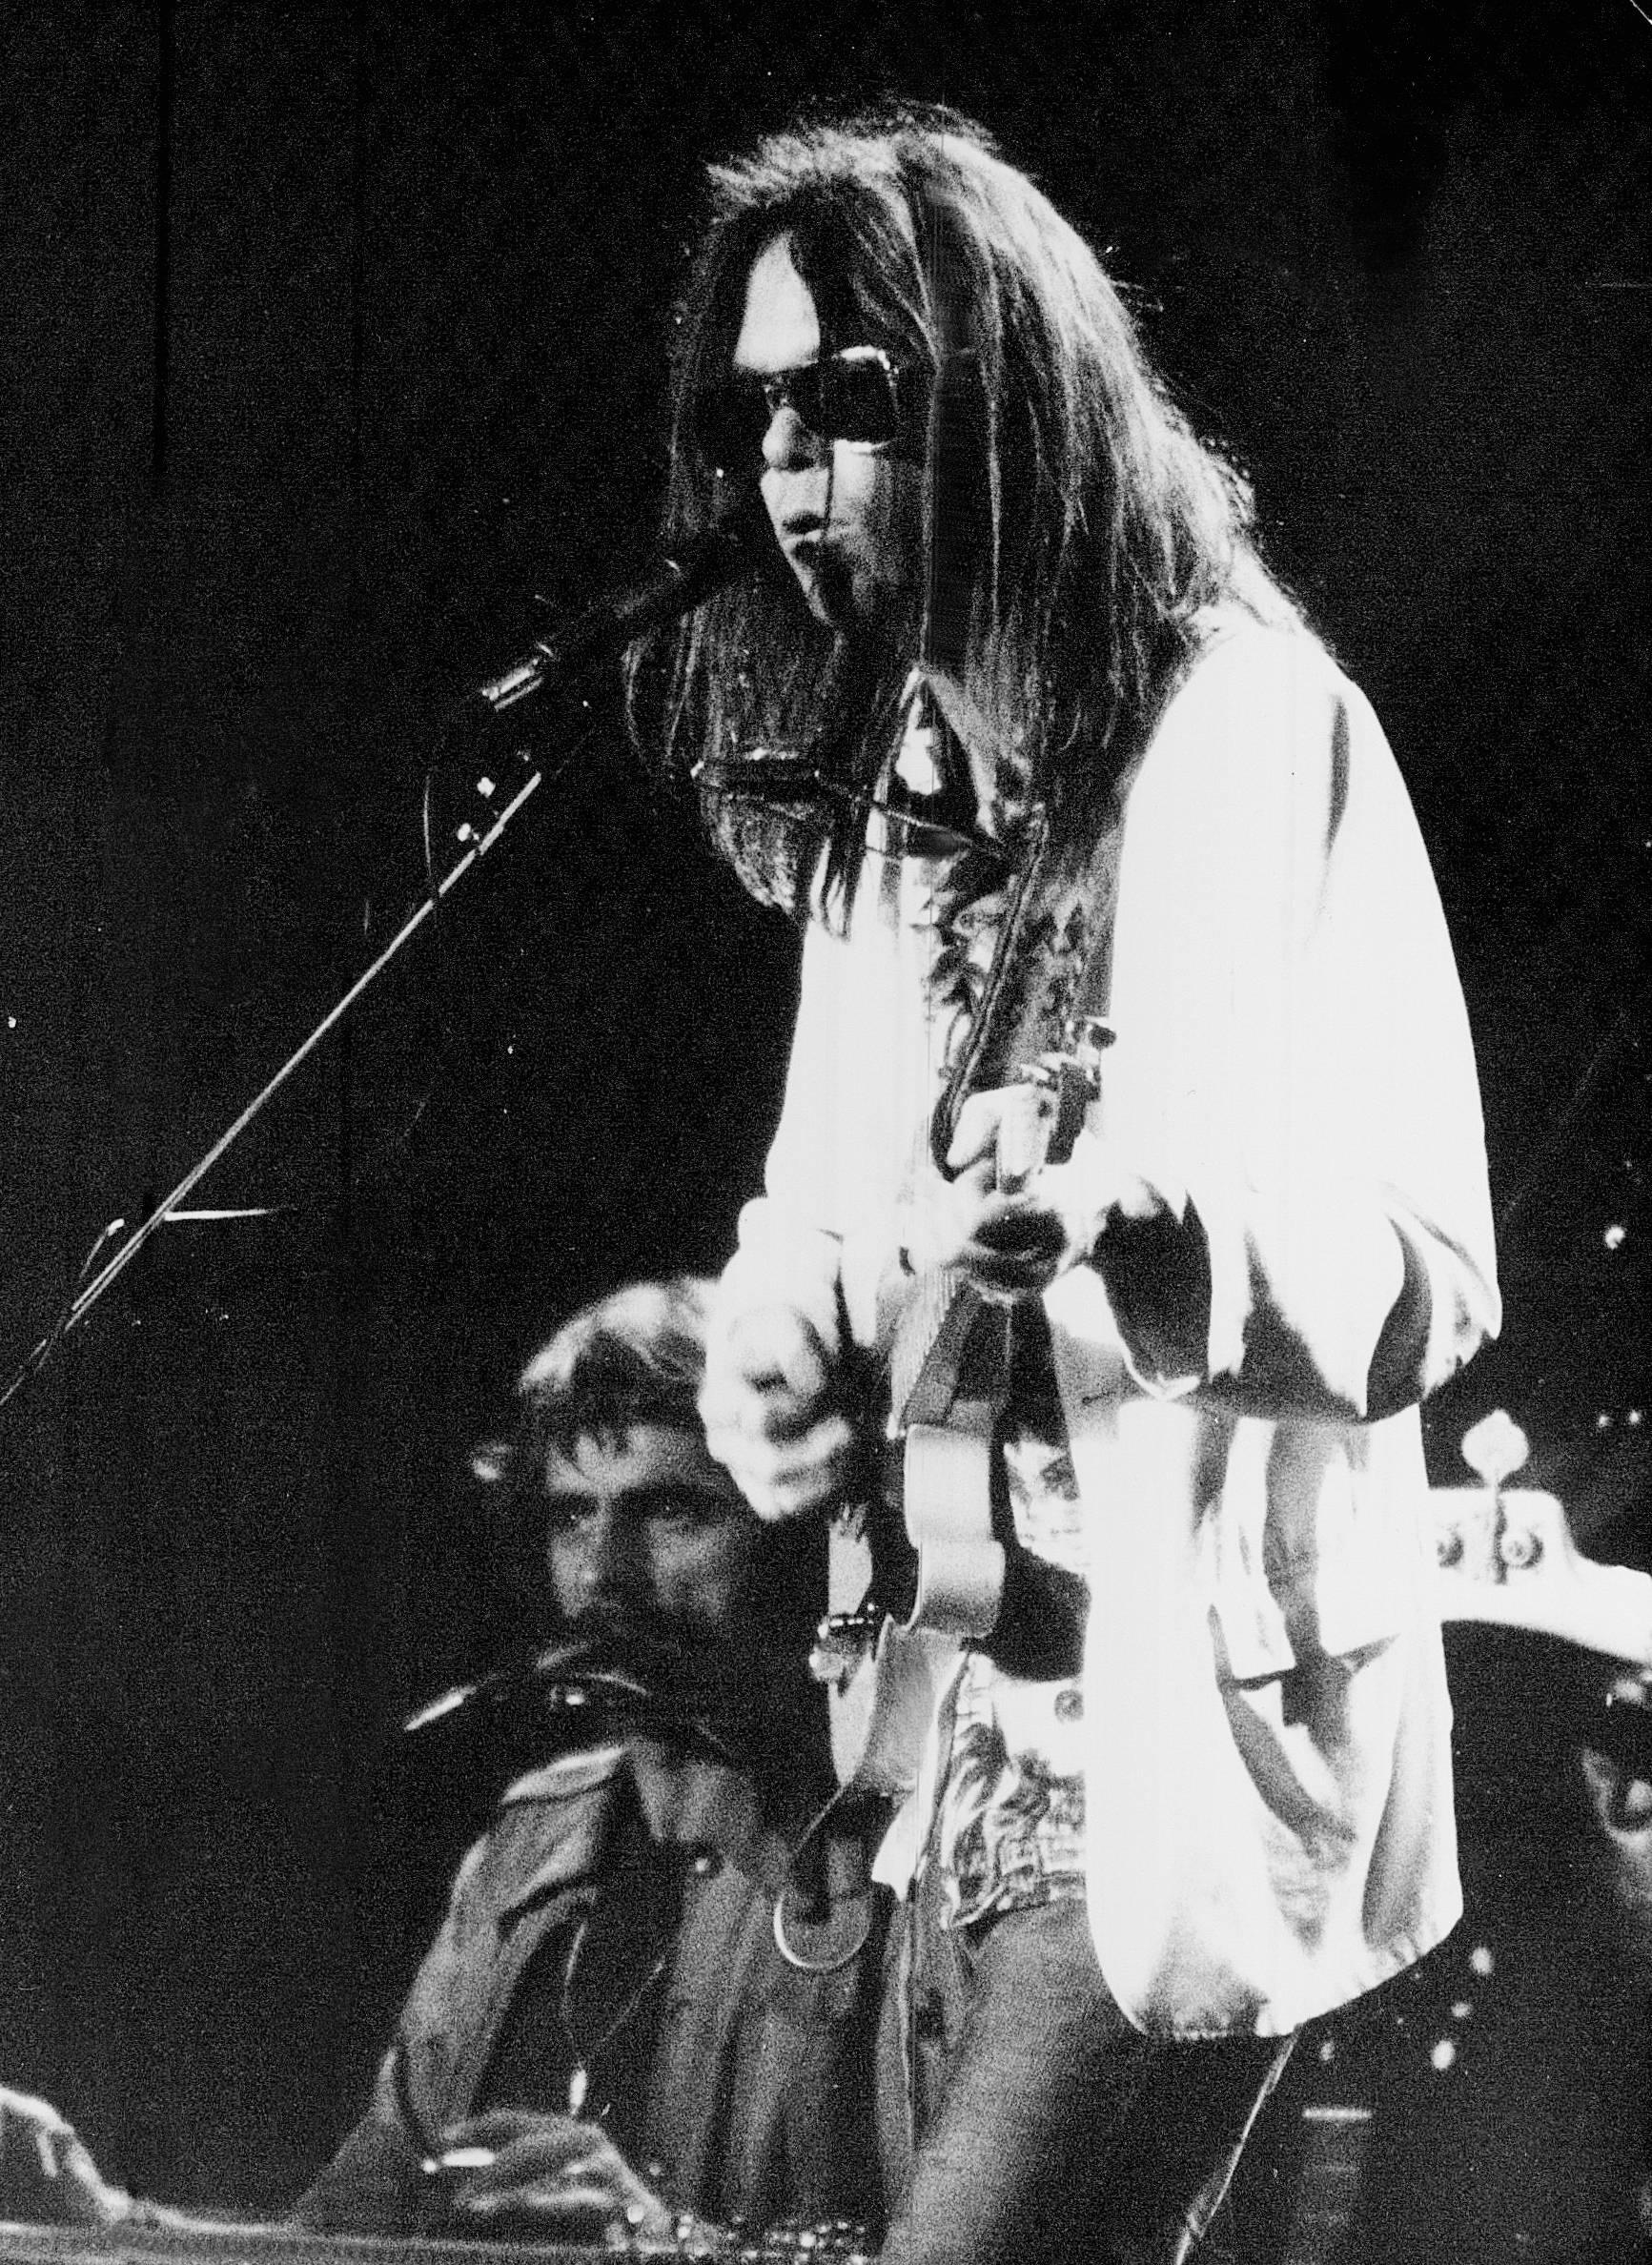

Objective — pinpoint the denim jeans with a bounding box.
[878,1889,1293,2264]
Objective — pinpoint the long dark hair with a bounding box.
[628,103,1296,920]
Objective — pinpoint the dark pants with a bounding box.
[878,1892,1293,2264]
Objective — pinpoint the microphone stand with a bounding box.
[0,486,772,1418]
[0,721,561,1419]
[0,493,777,1418]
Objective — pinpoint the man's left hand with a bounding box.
[911,1087,1168,1300]
[432,2110,673,2246]
[907,1089,1092,1300]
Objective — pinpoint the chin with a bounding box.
[799,588,843,633]
[788,541,853,624]
[819,577,898,645]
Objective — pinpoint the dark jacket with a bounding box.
[294,1741,886,2237]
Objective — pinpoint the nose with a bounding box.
[580,1502,647,1608]
[761,400,821,474]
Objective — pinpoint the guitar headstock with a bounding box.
[1432,1409,1652,1666]
[995,1013,1114,1193]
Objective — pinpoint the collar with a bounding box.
[491,1742,800,1923]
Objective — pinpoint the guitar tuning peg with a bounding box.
[1460,1409,1530,1492]
[1014,1057,1061,1092]
[1063,1014,1116,1066]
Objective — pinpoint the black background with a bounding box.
[0,0,1647,2240]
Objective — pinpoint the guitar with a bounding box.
[811,1015,1112,1795]
[806,197,1125,1794]
[1264,1421,1652,2265]
[1431,1409,1652,1667]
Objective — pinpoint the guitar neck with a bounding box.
[888,1269,981,1432]
[889,1076,1056,1434]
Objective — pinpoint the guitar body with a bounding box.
[900,1420,1004,1635]
[819,1592,959,1800]
[884,1273,1014,1636]
[815,1044,1109,1793]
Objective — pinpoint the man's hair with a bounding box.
[516,1275,713,1467]
[479,1276,727,1613]
[628,103,1298,918]
[478,1277,826,1754]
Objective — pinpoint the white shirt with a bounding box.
[718,617,1500,2035]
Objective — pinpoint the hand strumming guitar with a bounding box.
[701,1087,1170,1525]
[696,1094,1091,1528]
[698,1302,861,1523]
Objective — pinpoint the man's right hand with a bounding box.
[698,1302,859,1521]
[430,2111,674,2248]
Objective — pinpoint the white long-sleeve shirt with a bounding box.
[718,616,1500,2035]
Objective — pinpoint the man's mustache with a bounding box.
[562,1610,733,1683]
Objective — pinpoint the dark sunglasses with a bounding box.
[694,344,914,476]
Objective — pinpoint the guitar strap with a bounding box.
[928,786,1124,1175]
[908,673,1179,1452]
[880,780,1125,1452]
[926,605,1218,1169]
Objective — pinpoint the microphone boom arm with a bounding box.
[0,737,557,1418]
[0,497,767,1419]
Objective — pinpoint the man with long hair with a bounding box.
[633,107,1501,2260]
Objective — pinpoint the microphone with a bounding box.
[478,489,769,713]
[401,1633,622,1734]
[400,1628,748,1765]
